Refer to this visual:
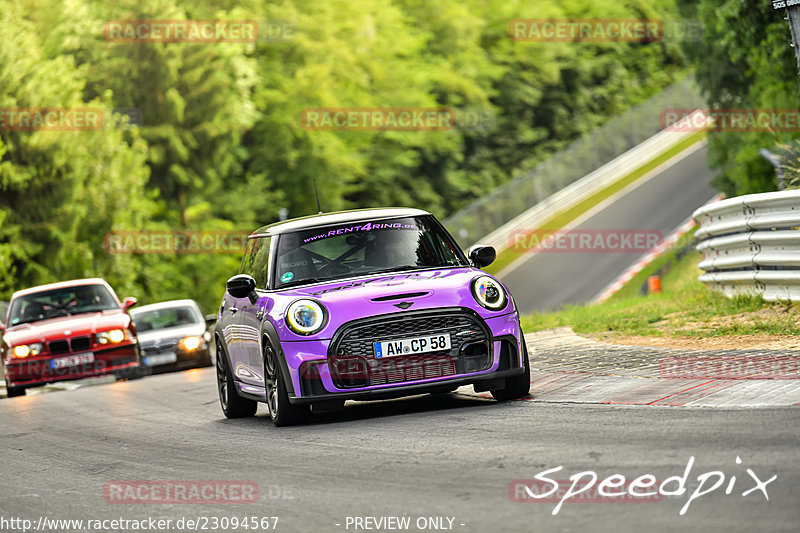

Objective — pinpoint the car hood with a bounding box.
[2,310,132,347]
[266,267,515,341]
[136,324,205,346]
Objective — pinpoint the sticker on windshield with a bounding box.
[281,272,294,283]
[302,221,419,244]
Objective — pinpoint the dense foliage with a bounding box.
[678,0,800,194]
[1,0,689,311]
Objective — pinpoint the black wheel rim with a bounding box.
[216,341,228,411]
[264,345,278,419]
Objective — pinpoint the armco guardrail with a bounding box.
[693,190,800,301]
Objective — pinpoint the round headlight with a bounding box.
[472,276,507,310]
[13,345,30,358]
[286,299,326,335]
[97,329,126,344]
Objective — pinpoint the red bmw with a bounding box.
[0,278,143,397]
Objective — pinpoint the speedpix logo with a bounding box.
[510,456,776,515]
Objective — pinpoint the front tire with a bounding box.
[491,341,531,401]
[6,386,26,398]
[216,340,257,418]
[263,341,309,427]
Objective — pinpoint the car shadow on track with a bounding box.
[212,392,506,428]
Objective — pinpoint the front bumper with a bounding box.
[3,343,140,389]
[289,366,525,404]
[263,308,525,402]
[144,347,211,372]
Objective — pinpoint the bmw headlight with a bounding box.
[285,299,326,335]
[96,329,127,344]
[13,343,43,358]
[471,276,507,310]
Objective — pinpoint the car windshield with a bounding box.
[272,215,466,289]
[7,284,119,326]
[131,305,201,333]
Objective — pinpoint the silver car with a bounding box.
[130,299,214,372]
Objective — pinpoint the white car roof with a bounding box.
[130,299,202,315]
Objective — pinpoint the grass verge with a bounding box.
[520,245,800,338]
[487,130,706,275]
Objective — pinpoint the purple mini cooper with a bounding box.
[215,208,530,425]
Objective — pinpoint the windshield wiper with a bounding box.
[371,265,426,274]
[278,277,334,289]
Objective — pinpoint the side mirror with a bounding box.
[122,297,138,311]
[468,244,496,268]
[227,274,257,299]
[204,314,217,327]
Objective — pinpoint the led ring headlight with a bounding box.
[285,299,326,335]
[472,276,507,310]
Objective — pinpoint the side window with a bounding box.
[252,237,272,288]
[239,237,261,276]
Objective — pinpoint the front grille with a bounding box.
[48,336,92,355]
[340,354,457,387]
[141,340,177,356]
[329,308,491,389]
[48,340,69,355]
[71,336,91,351]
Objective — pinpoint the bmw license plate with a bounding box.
[144,353,177,366]
[51,352,94,369]
[374,333,451,358]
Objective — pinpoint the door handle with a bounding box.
[229,307,238,315]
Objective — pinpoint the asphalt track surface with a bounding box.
[501,143,717,314]
[1,368,799,533]
[2,144,796,533]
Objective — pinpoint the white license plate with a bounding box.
[144,353,177,366]
[374,333,451,358]
[51,352,94,369]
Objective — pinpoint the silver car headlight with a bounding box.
[471,276,507,310]
[285,299,326,335]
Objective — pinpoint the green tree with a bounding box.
[679,0,800,195]
[0,0,153,300]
